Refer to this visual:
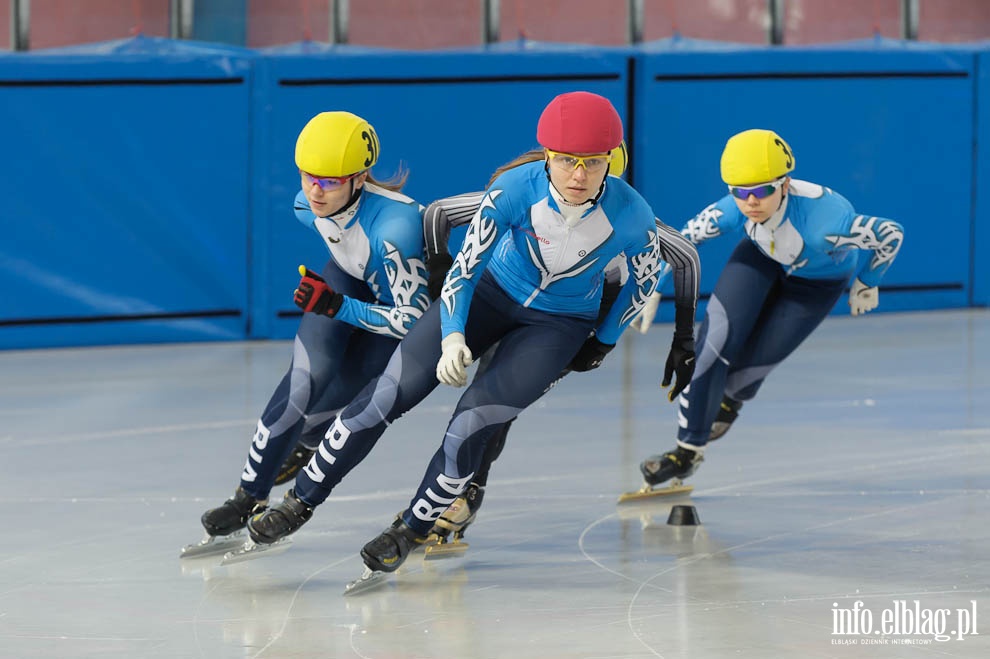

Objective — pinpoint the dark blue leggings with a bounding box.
[679,239,847,448]
[294,272,595,534]
[238,260,398,500]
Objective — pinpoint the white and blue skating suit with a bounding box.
[676,179,904,448]
[292,161,662,534]
[238,183,429,501]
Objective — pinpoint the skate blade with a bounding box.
[343,567,389,596]
[617,480,693,503]
[179,531,247,559]
[219,537,292,565]
[423,539,469,560]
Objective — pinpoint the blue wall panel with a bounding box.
[251,48,629,339]
[0,44,253,348]
[975,50,990,307]
[633,45,975,319]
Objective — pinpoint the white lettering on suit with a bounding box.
[411,472,474,522]
[240,421,271,482]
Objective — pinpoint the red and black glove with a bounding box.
[294,265,344,316]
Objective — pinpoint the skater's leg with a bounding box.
[722,274,847,402]
[275,331,399,485]
[363,313,589,572]
[404,310,591,536]
[640,241,778,487]
[676,240,779,448]
[247,303,501,544]
[237,313,354,501]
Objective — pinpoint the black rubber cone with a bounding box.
[666,504,701,526]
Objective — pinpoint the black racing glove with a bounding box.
[661,304,696,401]
[293,265,344,317]
[427,252,454,301]
[568,336,615,372]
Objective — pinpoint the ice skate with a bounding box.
[274,442,317,485]
[219,536,293,565]
[180,488,267,559]
[246,488,314,544]
[424,483,484,560]
[343,566,391,596]
[340,517,428,594]
[709,396,742,441]
[617,443,702,503]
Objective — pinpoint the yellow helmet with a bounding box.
[295,111,380,177]
[719,129,795,186]
[608,140,628,177]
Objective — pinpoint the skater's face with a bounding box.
[545,149,610,205]
[729,176,790,223]
[300,170,368,217]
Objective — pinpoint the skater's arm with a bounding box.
[439,187,512,338]
[592,212,662,346]
[332,210,431,339]
[423,192,485,300]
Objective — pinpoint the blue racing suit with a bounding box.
[675,178,904,448]
[238,183,428,501]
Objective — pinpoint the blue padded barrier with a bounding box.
[632,38,976,319]
[974,48,990,306]
[0,36,255,348]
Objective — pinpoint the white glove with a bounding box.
[630,291,662,334]
[436,332,473,387]
[848,278,879,316]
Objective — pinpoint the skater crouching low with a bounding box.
[633,128,904,495]
[248,91,690,583]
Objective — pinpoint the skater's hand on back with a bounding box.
[426,252,454,301]
[661,333,695,401]
[294,265,344,316]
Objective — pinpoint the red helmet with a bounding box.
[536,91,623,154]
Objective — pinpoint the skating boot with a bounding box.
[709,396,742,441]
[246,488,314,544]
[425,483,484,559]
[180,488,267,559]
[361,516,429,572]
[618,443,702,503]
[274,442,316,485]
[344,517,430,595]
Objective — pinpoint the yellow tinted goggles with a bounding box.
[546,149,612,173]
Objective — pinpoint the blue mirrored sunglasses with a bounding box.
[301,170,360,191]
[728,178,785,200]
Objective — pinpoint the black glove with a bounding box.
[427,252,454,301]
[294,265,344,316]
[568,336,615,372]
[661,332,695,401]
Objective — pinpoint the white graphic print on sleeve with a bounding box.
[619,229,662,326]
[358,240,429,338]
[682,203,723,244]
[824,215,903,272]
[441,191,501,318]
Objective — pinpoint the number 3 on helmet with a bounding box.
[295,111,381,178]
